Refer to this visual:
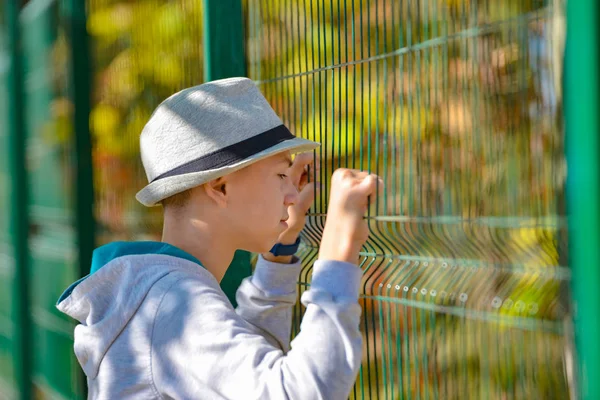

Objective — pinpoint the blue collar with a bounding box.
[57,241,203,304]
[90,241,202,273]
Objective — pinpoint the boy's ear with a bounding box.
[203,176,228,207]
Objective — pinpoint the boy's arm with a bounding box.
[234,253,302,352]
[151,260,362,400]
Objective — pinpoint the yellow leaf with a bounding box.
[87,4,133,38]
[91,104,120,141]
[387,104,431,140]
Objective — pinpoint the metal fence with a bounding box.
[246,0,570,398]
[1,0,92,398]
[0,0,598,399]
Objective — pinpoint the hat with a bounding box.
[135,77,320,207]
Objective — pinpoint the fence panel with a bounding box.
[0,0,588,398]
[20,0,87,397]
[245,0,571,398]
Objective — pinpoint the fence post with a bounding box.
[6,0,32,398]
[67,0,95,301]
[565,0,600,398]
[203,0,246,81]
[66,0,94,397]
[202,0,251,307]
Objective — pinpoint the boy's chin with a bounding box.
[241,238,279,255]
[240,225,287,253]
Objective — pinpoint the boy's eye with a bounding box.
[278,174,288,180]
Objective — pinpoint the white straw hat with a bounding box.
[135,77,320,207]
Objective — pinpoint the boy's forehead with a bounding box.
[273,151,293,167]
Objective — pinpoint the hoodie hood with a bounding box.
[56,242,204,379]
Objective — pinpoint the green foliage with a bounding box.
[85,0,206,239]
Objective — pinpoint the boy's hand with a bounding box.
[319,169,383,265]
[262,153,317,263]
[276,153,317,245]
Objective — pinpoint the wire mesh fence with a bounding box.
[0,0,579,398]
[246,0,571,398]
[1,1,87,397]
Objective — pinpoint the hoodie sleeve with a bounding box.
[234,255,302,352]
[150,259,363,400]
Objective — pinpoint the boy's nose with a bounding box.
[284,181,299,206]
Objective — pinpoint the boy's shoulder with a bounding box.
[120,255,232,315]
[116,253,222,300]
[62,253,219,320]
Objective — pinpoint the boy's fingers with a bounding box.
[298,170,309,190]
[289,153,314,184]
[294,152,313,166]
[296,181,315,213]
[358,174,383,196]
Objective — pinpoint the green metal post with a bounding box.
[67,0,95,293]
[203,0,247,82]
[203,0,251,307]
[6,0,32,398]
[66,0,94,396]
[566,0,600,398]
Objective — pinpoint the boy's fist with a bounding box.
[319,169,383,264]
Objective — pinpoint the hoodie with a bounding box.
[57,242,363,400]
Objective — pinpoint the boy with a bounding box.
[57,77,381,399]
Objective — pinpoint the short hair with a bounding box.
[161,189,192,209]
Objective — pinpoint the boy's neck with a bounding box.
[161,215,235,282]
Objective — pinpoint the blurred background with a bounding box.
[0,0,598,399]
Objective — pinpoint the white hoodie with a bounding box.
[56,242,363,399]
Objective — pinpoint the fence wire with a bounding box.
[246,0,571,398]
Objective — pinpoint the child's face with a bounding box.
[222,151,299,253]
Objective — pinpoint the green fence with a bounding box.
[1,0,92,398]
[0,0,598,399]
[247,0,571,398]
